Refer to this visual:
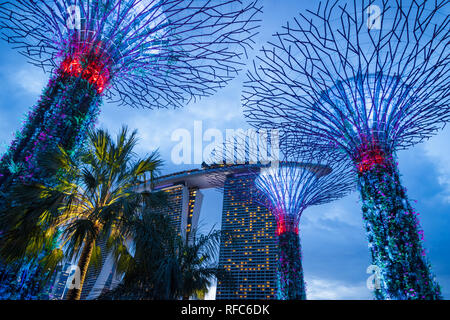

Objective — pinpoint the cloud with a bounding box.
[98,88,250,171]
[200,277,372,300]
[12,68,46,95]
[422,127,450,202]
[305,276,372,300]
[204,276,372,300]
[302,194,362,231]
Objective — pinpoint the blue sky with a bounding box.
[0,0,449,300]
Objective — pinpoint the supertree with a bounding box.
[206,135,354,299]
[242,0,449,299]
[254,158,353,300]
[0,0,261,189]
[0,0,261,299]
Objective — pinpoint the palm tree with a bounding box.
[0,126,165,300]
[155,228,222,300]
[99,225,224,300]
[98,207,178,300]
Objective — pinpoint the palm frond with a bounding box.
[39,248,64,276]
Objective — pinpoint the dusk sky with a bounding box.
[0,0,449,300]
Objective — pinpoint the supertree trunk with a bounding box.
[276,230,306,300]
[0,74,101,189]
[0,73,101,299]
[358,157,442,300]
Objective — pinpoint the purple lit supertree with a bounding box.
[0,0,261,299]
[242,0,449,299]
[0,0,261,189]
[254,158,353,300]
[206,135,354,299]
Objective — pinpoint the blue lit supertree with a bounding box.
[242,0,449,299]
[0,0,261,188]
[206,135,354,300]
[254,158,353,300]
[0,0,261,299]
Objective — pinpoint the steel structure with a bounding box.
[242,0,449,299]
[254,157,352,300]
[0,0,261,187]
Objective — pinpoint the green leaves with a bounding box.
[1,125,167,299]
[40,248,64,275]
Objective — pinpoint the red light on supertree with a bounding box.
[354,140,389,174]
[60,53,111,94]
[275,216,298,236]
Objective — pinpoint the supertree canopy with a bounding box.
[242,0,449,299]
[0,0,261,299]
[0,0,261,187]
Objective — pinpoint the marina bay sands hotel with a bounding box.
[50,163,278,300]
[148,162,278,299]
